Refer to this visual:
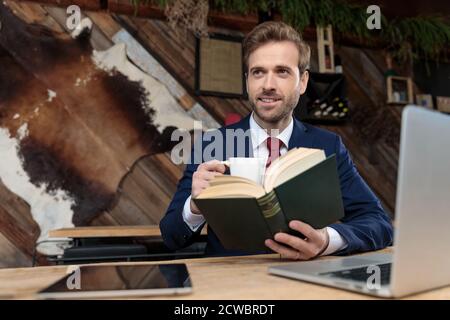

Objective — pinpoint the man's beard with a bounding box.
[250,90,301,124]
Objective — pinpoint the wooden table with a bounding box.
[1,248,449,300]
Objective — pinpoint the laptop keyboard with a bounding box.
[320,263,392,286]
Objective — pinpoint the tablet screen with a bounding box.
[38,264,192,298]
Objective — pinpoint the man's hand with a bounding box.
[190,160,226,214]
[265,220,330,260]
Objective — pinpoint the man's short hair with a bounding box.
[243,21,311,74]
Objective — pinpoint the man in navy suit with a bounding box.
[160,21,393,260]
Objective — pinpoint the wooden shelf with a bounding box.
[48,225,207,239]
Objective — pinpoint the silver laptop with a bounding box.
[269,106,450,298]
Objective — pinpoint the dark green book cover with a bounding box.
[192,155,344,251]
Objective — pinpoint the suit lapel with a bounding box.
[240,115,252,157]
[288,118,315,149]
[226,114,252,158]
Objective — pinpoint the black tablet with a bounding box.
[38,264,192,299]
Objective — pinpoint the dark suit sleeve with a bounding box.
[159,154,205,251]
[329,136,394,255]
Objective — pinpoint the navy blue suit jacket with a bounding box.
[160,115,393,256]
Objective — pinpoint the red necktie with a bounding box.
[266,137,283,168]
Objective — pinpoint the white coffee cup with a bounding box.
[224,157,266,185]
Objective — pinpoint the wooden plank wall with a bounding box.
[93,153,185,227]
[0,2,57,267]
[0,1,402,268]
[113,15,252,123]
[113,14,402,214]
[324,45,403,214]
[0,2,188,267]
[0,180,45,267]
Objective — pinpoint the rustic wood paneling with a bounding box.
[116,16,252,123]
[0,180,43,267]
[0,2,187,267]
[6,1,66,31]
[0,1,67,268]
[318,47,402,215]
[1,1,403,269]
[106,153,184,225]
[0,233,30,268]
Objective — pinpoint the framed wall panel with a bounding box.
[195,34,247,98]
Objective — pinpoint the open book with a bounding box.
[197,148,327,199]
[193,148,345,252]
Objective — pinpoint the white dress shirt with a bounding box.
[182,113,347,256]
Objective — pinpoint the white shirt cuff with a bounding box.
[182,195,206,232]
[320,227,348,256]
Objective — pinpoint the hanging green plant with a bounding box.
[278,0,312,31]
[384,16,450,63]
[130,0,450,63]
[129,0,151,15]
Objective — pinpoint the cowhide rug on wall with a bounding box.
[0,3,196,255]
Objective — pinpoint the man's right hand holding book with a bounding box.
[190,160,226,215]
